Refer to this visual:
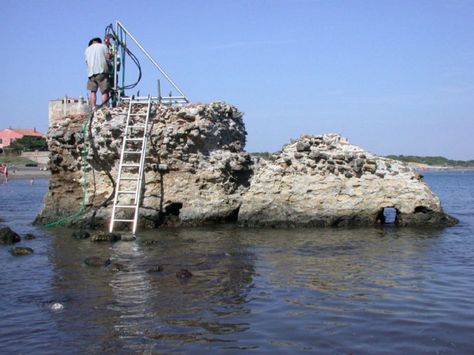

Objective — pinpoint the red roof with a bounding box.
[7,128,44,137]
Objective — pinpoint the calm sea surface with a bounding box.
[0,172,473,354]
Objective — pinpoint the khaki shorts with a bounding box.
[87,73,111,93]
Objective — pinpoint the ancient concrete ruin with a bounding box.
[35,102,457,229]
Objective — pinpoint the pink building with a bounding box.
[0,128,45,149]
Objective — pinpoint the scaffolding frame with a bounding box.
[113,20,189,105]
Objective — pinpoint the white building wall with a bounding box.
[48,96,89,126]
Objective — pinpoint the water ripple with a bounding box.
[1,173,474,353]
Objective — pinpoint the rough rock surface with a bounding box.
[239,134,457,227]
[36,102,251,228]
[36,102,455,229]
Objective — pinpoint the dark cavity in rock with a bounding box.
[165,203,183,216]
[225,206,240,223]
[377,207,398,224]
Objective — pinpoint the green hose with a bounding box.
[43,113,93,227]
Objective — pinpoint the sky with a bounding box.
[1,0,473,159]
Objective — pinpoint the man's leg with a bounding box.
[87,75,99,109]
[101,91,109,107]
[98,74,111,107]
[89,91,97,109]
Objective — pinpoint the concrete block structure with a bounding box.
[48,96,89,126]
[21,151,50,165]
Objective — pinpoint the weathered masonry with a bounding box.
[36,102,457,230]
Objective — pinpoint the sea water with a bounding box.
[0,172,473,353]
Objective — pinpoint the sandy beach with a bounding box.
[3,166,50,180]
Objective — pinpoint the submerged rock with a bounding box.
[143,240,160,246]
[0,227,21,244]
[9,247,34,256]
[72,230,90,240]
[90,232,121,242]
[146,265,164,273]
[109,263,128,272]
[84,256,111,267]
[24,233,37,240]
[397,207,459,227]
[176,269,193,279]
[120,234,136,242]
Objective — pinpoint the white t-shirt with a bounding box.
[85,43,109,78]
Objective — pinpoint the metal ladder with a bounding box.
[109,96,152,234]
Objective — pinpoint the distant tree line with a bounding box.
[386,155,474,167]
[5,136,48,154]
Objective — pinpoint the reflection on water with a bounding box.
[45,228,258,353]
[41,226,473,353]
[1,173,474,353]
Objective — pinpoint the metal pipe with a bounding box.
[157,79,161,103]
[113,22,119,98]
[114,40,119,98]
[121,28,126,98]
[121,95,187,101]
[116,20,188,100]
[161,97,188,100]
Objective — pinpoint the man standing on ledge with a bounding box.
[85,37,111,109]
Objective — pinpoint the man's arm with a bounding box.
[102,44,112,60]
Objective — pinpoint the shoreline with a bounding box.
[405,162,474,172]
[2,166,472,180]
[414,167,474,172]
[3,167,50,180]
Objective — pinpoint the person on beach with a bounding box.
[0,164,8,183]
[85,37,111,109]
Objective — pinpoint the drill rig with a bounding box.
[104,20,188,106]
